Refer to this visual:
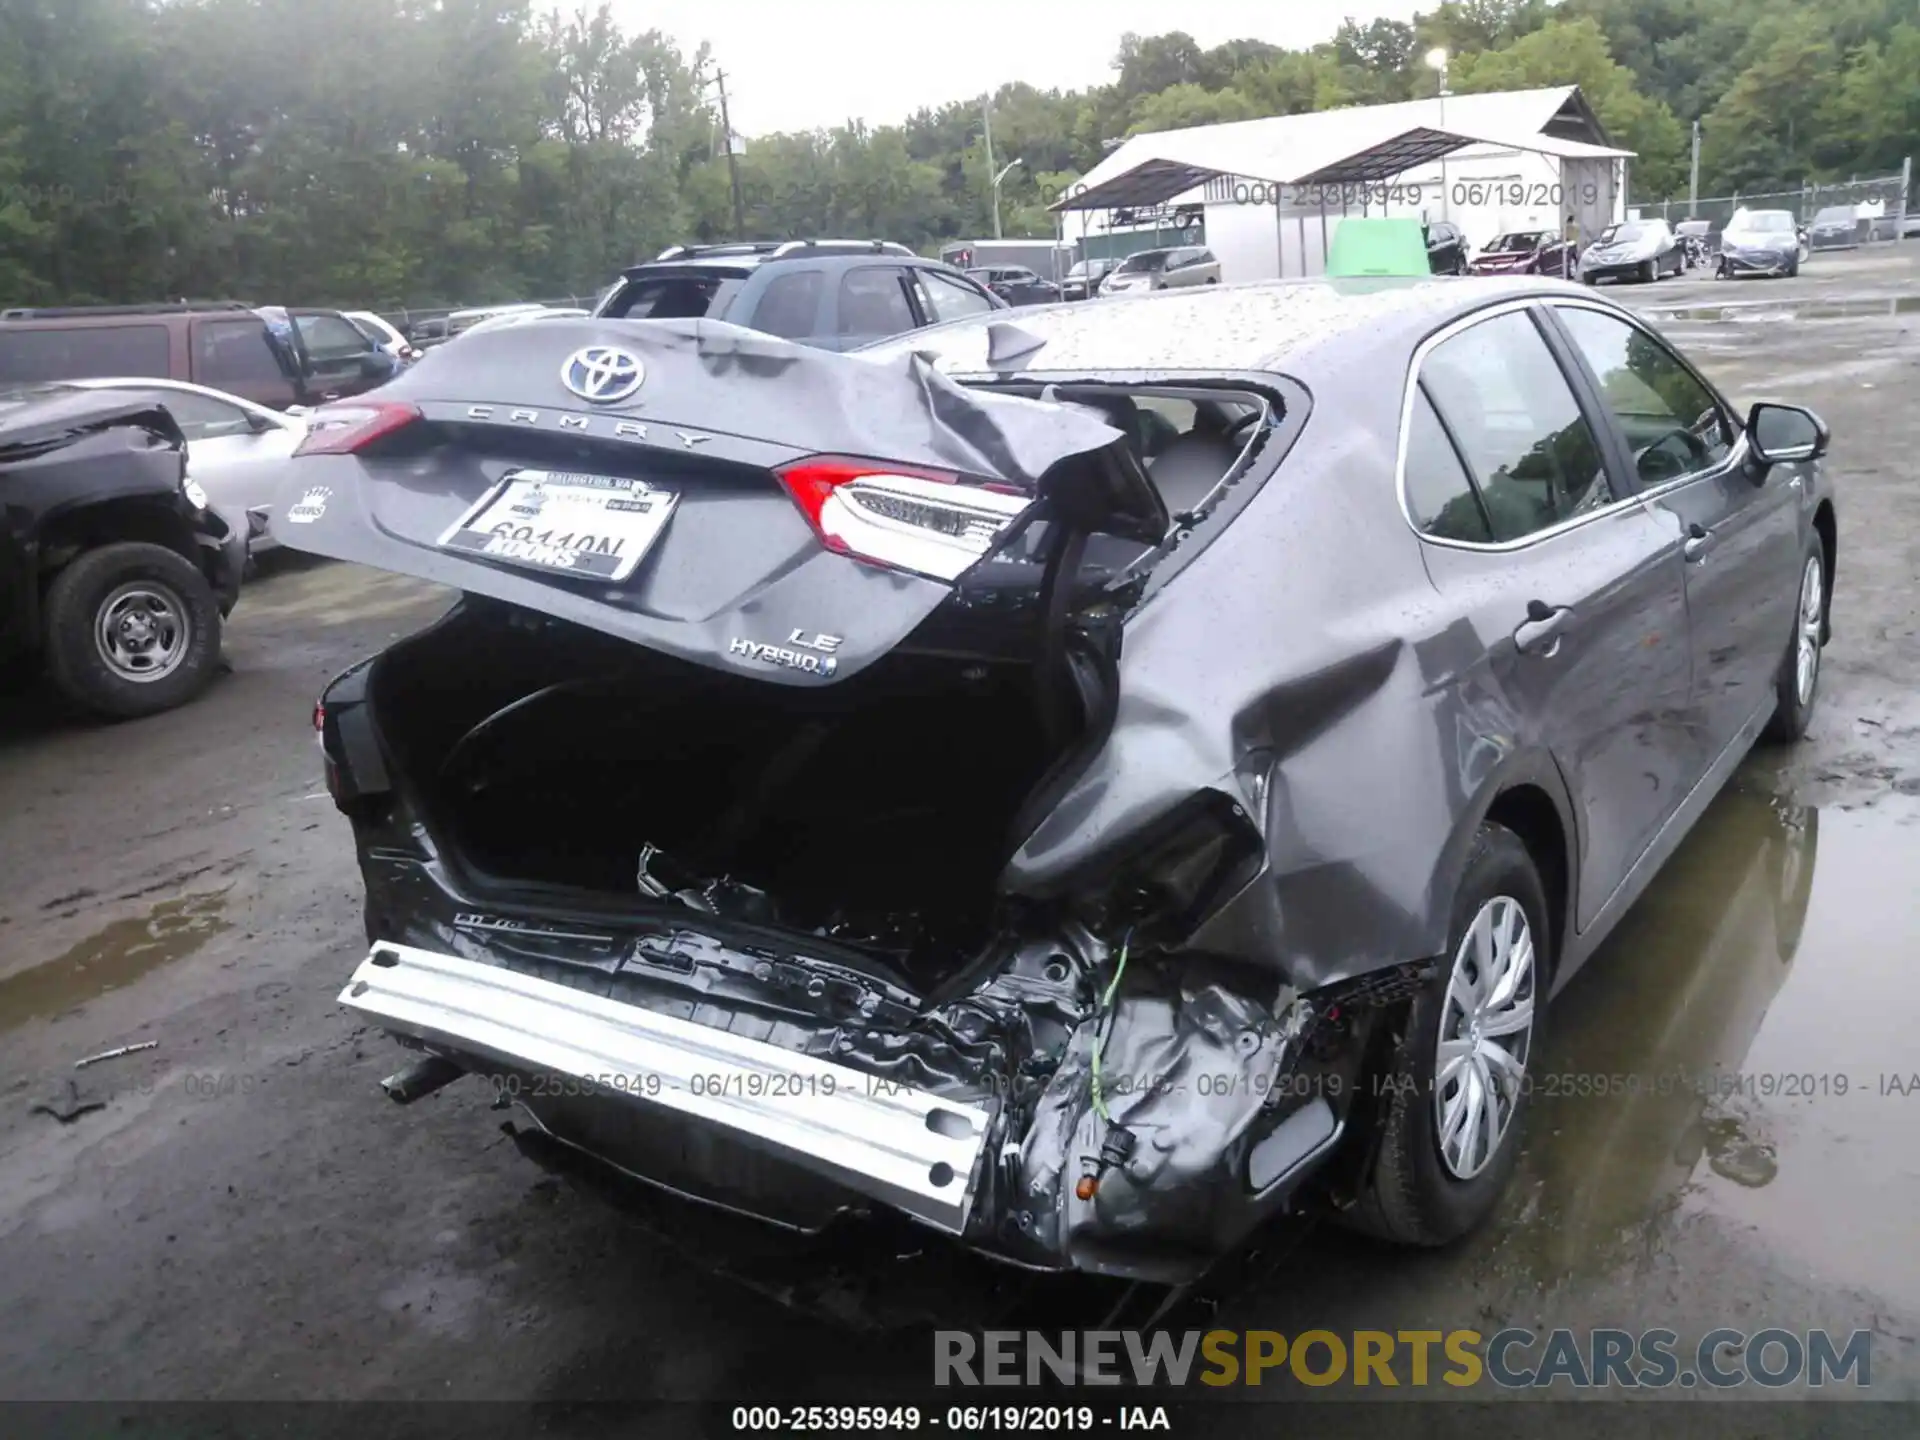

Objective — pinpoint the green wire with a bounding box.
[1089,929,1132,1124]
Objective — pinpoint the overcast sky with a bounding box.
[606,1,1429,137]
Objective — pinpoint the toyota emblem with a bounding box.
[560,346,645,404]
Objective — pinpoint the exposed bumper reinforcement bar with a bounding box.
[340,942,994,1233]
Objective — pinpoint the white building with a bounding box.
[1055,86,1634,281]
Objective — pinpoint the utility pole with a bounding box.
[714,69,746,239]
[983,100,1001,239]
[1689,120,1701,215]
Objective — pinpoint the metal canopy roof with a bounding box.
[1062,157,1230,212]
[1292,127,1470,186]
[1051,86,1635,214]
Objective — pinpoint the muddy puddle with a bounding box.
[1648,294,1920,324]
[1506,786,1920,1304]
[0,889,231,1032]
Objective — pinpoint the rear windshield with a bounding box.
[1486,233,1544,252]
[600,271,745,320]
[0,324,171,385]
[1115,251,1173,273]
[1814,207,1855,224]
[1732,212,1795,234]
[1599,223,1654,244]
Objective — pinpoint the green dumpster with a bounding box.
[1325,218,1432,278]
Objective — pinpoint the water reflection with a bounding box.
[1510,788,1816,1277]
[1506,789,1920,1308]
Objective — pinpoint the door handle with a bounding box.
[1514,599,1572,655]
[1683,522,1713,562]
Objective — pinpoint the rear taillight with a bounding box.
[293,401,421,457]
[775,456,1035,582]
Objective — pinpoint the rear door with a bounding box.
[1545,300,1805,770]
[188,316,300,409]
[1411,303,1695,932]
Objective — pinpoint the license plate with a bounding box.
[437,469,678,583]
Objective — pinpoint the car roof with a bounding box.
[65,375,297,423]
[857,274,1594,378]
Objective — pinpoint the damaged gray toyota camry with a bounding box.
[282,275,1836,1289]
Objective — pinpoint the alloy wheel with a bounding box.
[1433,896,1536,1180]
[1795,552,1824,706]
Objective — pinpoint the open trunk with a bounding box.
[370,599,1088,985]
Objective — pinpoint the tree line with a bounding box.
[1,0,1916,310]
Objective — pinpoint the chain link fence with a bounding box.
[1631,167,1912,249]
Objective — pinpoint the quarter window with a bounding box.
[1553,305,1732,486]
[748,269,824,339]
[1405,385,1492,543]
[0,324,170,383]
[1420,310,1614,543]
[917,269,995,322]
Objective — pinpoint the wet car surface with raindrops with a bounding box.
[1,247,1918,1409]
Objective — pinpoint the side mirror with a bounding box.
[359,351,397,378]
[1747,401,1829,466]
[246,410,275,434]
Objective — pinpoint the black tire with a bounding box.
[1787,256,1800,279]
[42,542,222,719]
[1761,543,1826,744]
[1343,822,1548,1246]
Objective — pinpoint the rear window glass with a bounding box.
[602,273,742,320]
[0,324,170,384]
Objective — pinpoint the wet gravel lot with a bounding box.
[2,250,1918,1416]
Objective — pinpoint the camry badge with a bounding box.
[561,346,645,404]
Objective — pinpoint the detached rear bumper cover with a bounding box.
[341,941,992,1232]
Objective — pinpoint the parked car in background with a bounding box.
[1717,210,1802,279]
[1674,218,1713,270]
[453,306,591,339]
[288,278,1834,1287]
[967,265,1064,306]
[1423,221,1470,275]
[0,385,244,717]
[1099,246,1222,293]
[1469,230,1574,277]
[445,302,549,340]
[0,302,401,412]
[1060,257,1120,301]
[60,377,307,554]
[594,239,1005,350]
[1579,218,1684,283]
[1808,205,1865,250]
[409,316,451,351]
[344,310,421,363]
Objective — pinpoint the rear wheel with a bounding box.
[1762,546,1826,743]
[42,542,222,719]
[1344,822,1546,1246]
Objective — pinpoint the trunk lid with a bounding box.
[273,317,1163,685]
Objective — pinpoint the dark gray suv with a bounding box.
[591,240,1007,350]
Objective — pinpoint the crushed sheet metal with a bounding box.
[339,942,994,1232]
